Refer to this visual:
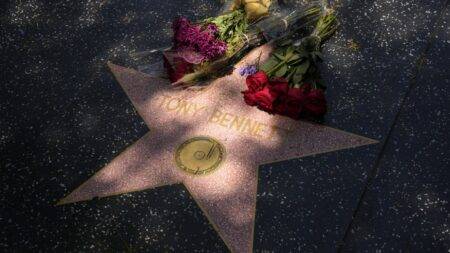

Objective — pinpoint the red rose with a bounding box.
[299,83,312,94]
[253,86,277,113]
[283,87,306,119]
[302,88,327,117]
[273,83,327,119]
[273,100,288,115]
[269,78,289,97]
[269,78,290,115]
[242,90,257,106]
[163,53,193,83]
[246,71,269,92]
[242,76,327,118]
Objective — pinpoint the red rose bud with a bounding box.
[302,89,327,117]
[284,87,305,119]
[299,83,312,94]
[253,86,277,113]
[273,99,288,115]
[246,71,269,93]
[268,78,293,117]
[242,90,258,106]
[269,78,289,97]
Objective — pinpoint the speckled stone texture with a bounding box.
[1,1,229,251]
[1,0,449,252]
[254,0,449,251]
[342,4,450,252]
[59,46,375,252]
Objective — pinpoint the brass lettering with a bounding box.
[230,115,245,132]
[192,104,206,116]
[177,100,191,115]
[219,113,233,127]
[253,122,267,138]
[158,95,171,108]
[242,118,257,136]
[157,95,291,141]
[209,109,223,123]
[167,98,180,111]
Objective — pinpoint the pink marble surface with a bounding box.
[59,45,377,253]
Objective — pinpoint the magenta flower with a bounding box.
[171,17,227,62]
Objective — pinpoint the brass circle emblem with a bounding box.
[175,136,225,175]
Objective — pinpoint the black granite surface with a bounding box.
[341,5,450,252]
[1,0,449,252]
[255,0,449,251]
[1,0,227,251]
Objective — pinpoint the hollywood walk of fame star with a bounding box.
[58,45,377,253]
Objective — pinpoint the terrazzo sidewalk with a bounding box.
[1,0,448,251]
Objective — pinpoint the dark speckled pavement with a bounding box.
[1,0,449,252]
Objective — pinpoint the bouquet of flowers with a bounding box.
[135,0,338,120]
[163,1,322,87]
[240,10,338,119]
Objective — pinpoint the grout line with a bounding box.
[336,1,449,252]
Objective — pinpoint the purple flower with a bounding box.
[171,18,227,62]
[239,65,258,76]
[206,24,219,35]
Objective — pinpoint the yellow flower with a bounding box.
[231,0,272,21]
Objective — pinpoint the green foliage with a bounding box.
[313,10,339,41]
[203,9,248,56]
[260,11,338,88]
[261,40,323,87]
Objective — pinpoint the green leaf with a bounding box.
[294,48,309,58]
[296,61,310,75]
[310,51,323,64]
[314,51,324,60]
[286,68,296,80]
[275,64,288,77]
[289,58,306,65]
[287,54,300,63]
[261,58,278,72]
[273,53,285,61]
[293,73,303,84]
[285,46,294,59]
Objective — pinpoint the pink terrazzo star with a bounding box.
[59,45,377,253]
